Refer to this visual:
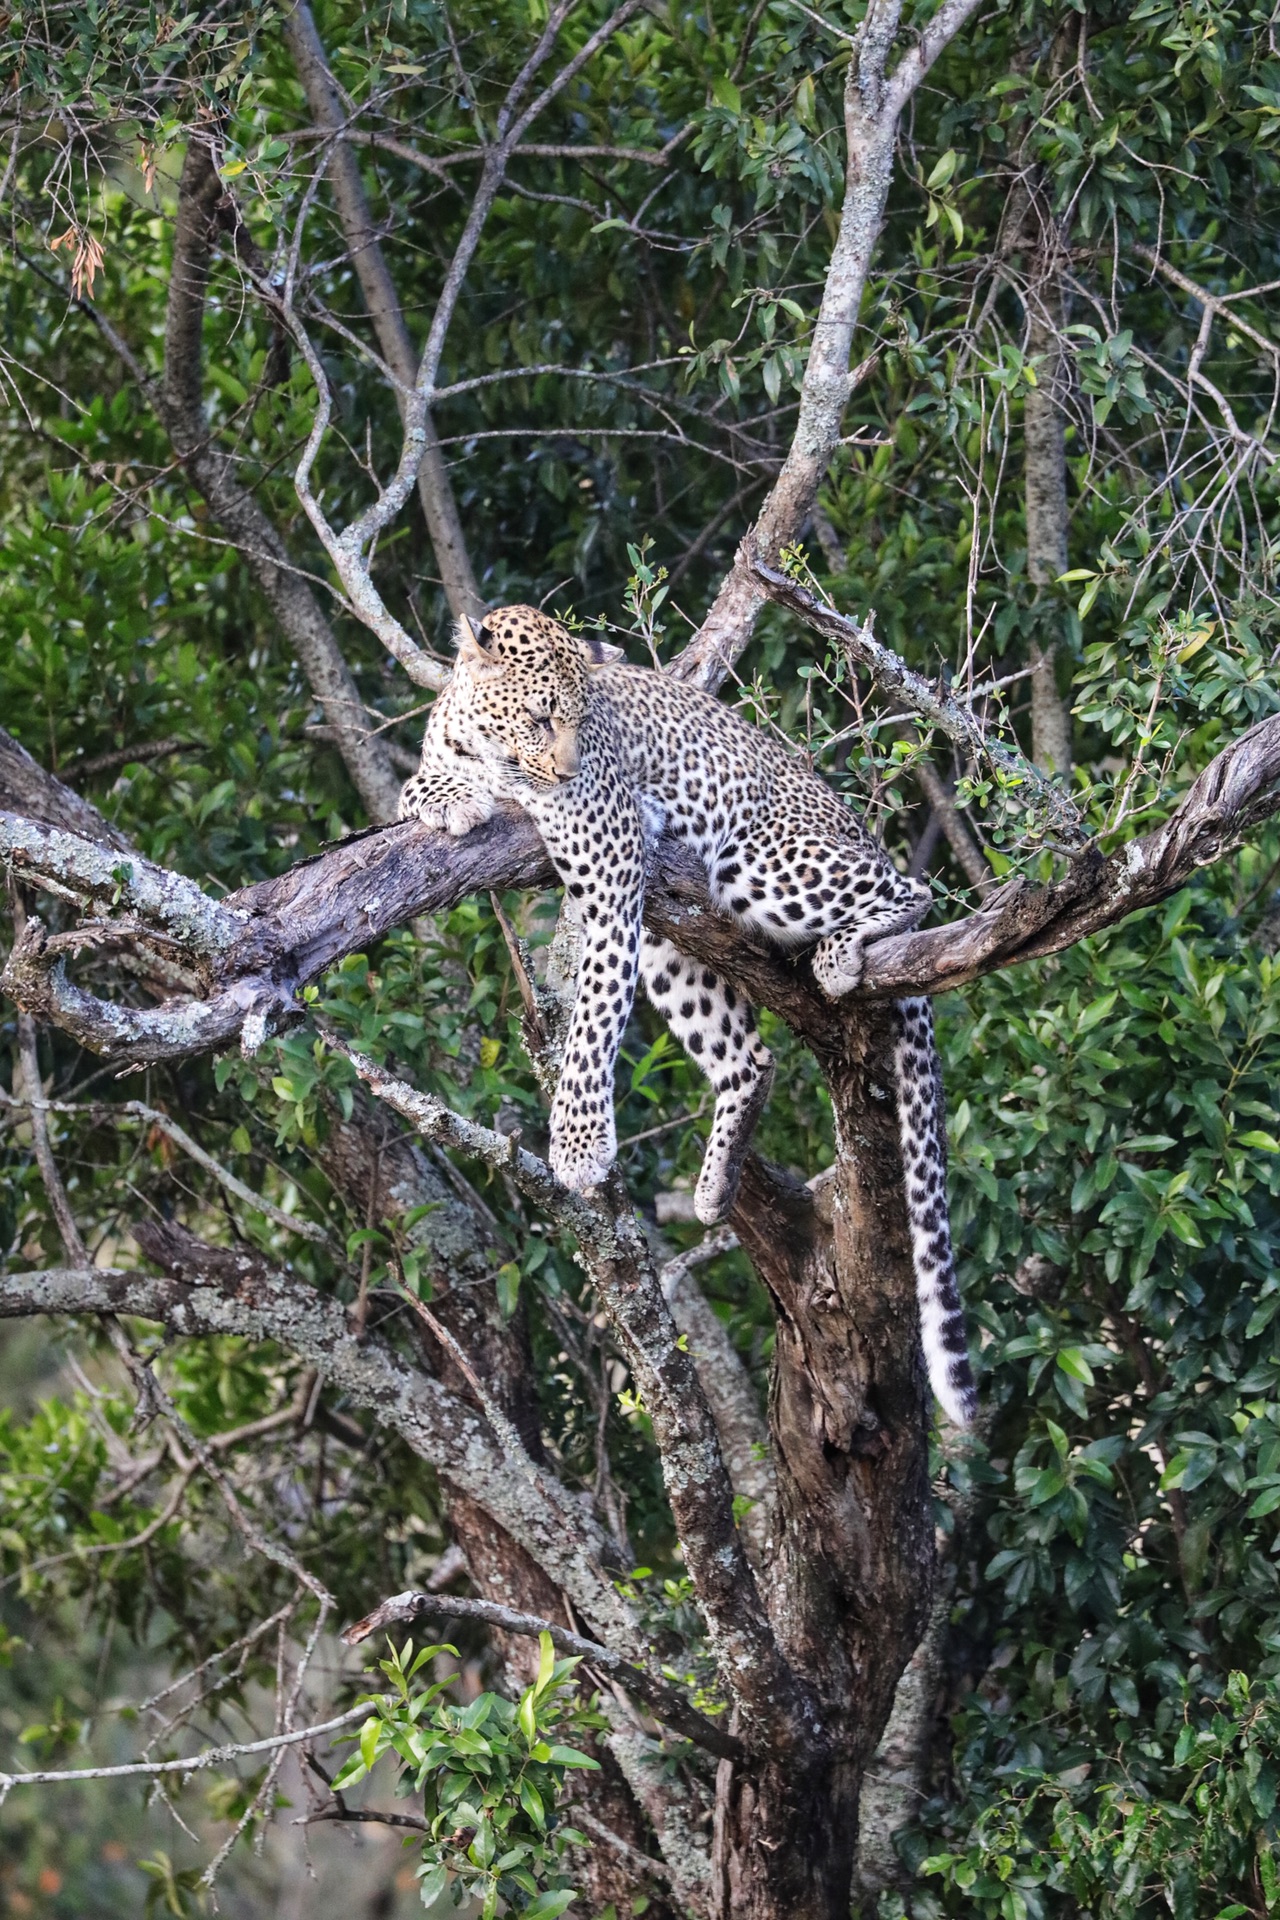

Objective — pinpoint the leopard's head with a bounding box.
[444,605,618,786]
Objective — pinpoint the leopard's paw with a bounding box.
[810,937,865,999]
[549,1110,616,1194]
[400,780,494,837]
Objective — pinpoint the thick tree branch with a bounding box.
[661,1231,776,1568]
[0,1254,641,1657]
[6,708,1280,1060]
[0,726,133,853]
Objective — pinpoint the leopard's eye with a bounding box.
[529,712,555,737]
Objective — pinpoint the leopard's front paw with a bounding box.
[400,780,495,837]
[549,1103,616,1194]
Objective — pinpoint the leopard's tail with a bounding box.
[893,996,976,1427]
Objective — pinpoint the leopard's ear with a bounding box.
[582,634,626,666]
[457,614,500,672]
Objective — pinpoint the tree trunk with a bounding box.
[714,1000,935,1919]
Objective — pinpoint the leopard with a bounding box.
[400,604,975,1426]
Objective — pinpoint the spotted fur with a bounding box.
[401,606,976,1424]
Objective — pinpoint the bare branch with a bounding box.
[861,711,1280,994]
[751,565,1086,845]
[283,1,485,624]
[283,0,648,690]
[671,0,984,690]
[323,1034,812,1749]
[0,1705,370,1800]
[0,809,245,951]
[343,1589,743,1759]
[159,136,402,818]
[660,1231,776,1568]
[883,0,986,117]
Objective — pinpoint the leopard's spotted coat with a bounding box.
[401,605,975,1424]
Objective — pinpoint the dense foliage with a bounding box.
[1,0,1280,1914]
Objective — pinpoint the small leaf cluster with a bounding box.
[332,1633,601,1917]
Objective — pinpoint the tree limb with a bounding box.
[0,1705,370,1799]
[160,134,403,819]
[283,0,486,623]
[750,563,1085,845]
[0,1255,641,1658]
[6,706,1280,1060]
[670,0,984,691]
[324,1034,814,1752]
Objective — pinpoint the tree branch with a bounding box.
[323,1034,813,1751]
[281,0,648,692]
[670,0,984,691]
[159,135,402,819]
[750,564,1085,845]
[0,726,134,853]
[283,0,485,623]
[0,1255,641,1657]
[6,703,1280,1064]
[0,1705,370,1800]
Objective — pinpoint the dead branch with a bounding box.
[283,0,486,624]
[161,137,403,819]
[0,1704,370,1801]
[751,564,1085,845]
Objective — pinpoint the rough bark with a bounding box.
[711,1036,933,1919]
[0,726,134,853]
[661,1237,777,1567]
[283,0,486,623]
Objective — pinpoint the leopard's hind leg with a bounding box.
[640,931,773,1225]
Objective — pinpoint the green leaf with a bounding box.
[496,1261,522,1319]
[416,1863,448,1908]
[711,76,741,113]
[534,1630,556,1699]
[925,148,959,191]
[523,1893,579,1920]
